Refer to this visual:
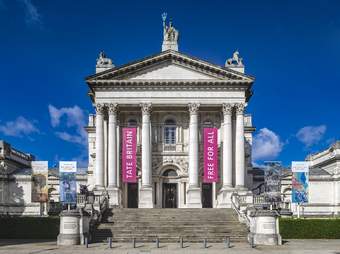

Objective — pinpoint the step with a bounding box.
[94,208,248,243]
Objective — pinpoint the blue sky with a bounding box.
[0,0,339,167]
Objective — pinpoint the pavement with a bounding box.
[0,239,340,254]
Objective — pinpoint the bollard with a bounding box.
[84,236,88,248]
[156,236,160,248]
[250,236,256,248]
[108,237,112,249]
[224,236,230,248]
[180,237,183,248]
[203,238,207,248]
[132,237,136,248]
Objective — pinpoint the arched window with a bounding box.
[127,119,137,127]
[164,119,176,144]
[163,169,178,177]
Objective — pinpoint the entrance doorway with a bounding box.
[127,183,138,208]
[163,183,177,208]
[202,183,213,208]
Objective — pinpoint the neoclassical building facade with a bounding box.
[85,18,255,208]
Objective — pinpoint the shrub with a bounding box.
[280,218,340,239]
[0,216,59,239]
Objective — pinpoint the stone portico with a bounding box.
[85,16,255,208]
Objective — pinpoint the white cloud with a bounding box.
[18,0,41,26]
[0,116,39,137]
[48,105,87,146]
[55,131,84,145]
[252,128,283,161]
[296,125,326,147]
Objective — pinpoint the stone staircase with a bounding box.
[93,208,248,243]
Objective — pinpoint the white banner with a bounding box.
[292,161,309,172]
[59,161,77,173]
[31,161,48,174]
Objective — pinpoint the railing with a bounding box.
[230,192,251,228]
[163,144,176,152]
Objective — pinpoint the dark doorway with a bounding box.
[202,183,213,208]
[127,183,138,208]
[163,183,177,208]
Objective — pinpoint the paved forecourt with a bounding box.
[1,239,340,254]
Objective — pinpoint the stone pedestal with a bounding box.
[248,209,282,246]
[108,187,120,207]
[217,187,234,208]
[186,187,202,208]
[138,187,154,208]
[57,210,81,246]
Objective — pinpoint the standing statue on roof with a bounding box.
[226,50,244,66]
[161,13,179,51]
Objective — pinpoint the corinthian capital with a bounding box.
[108,103,118,115]
[188,103,200,114]
[222,103,233,115]
[95,103,105,114]
[140,103,152,115]
[235,103,245,115]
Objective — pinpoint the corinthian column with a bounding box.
[95,103,105,188]
[235,103,246,189]
[187,103,202,208]
[108,103,118,188]
[141,103,152,187]
[188,103,200,187]
[139,103,153,208]
[222,103,233,188]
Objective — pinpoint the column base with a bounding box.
[139,187,154,208]
[107,186,121,208]
[217,186,235,208]
[235,185,248,192]
[93,185,105,192]
[186,187,202,208]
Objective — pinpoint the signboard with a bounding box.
[31,161,48,202]
[59,161,77,204]
[264,161,282,203]
[122,128,137,183]
[203,128,218,183]
[291,161,309,203]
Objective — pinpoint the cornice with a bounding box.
[89,80,252,93]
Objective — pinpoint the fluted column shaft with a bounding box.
[108,103,118,188]
[95,104,105,187]
[235,103,245,188]
[222,103,233,188]
[141,103,152,187]
[188,103,200,187]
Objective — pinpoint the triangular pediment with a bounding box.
[86,50,254,83]
[128,62,217,80]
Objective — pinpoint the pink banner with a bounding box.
[122,128,137,183]
[203,128,218,183]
